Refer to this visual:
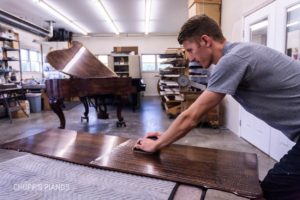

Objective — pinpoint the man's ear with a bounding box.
[201,35,212,47]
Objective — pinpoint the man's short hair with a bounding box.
[178,14,225,44]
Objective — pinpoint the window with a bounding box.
[249,19,268,45]
[20,49,30,72]
[286,3,300,60]
[97,55,108,66]
[20,49,41,72]
[141,54,169,72]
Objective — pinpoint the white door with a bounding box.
[240,2,276,154]
[268,0,299,161]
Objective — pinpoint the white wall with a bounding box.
[75,35,180,96]
[221,0,271,135]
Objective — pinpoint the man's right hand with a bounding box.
[144,132,162,139]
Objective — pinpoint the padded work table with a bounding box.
[1,129,262,199]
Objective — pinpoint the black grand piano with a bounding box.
[45,41,145,129]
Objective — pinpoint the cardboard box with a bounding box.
[12,41,19,49]
[113,46,138,55]
[12,100,30,118]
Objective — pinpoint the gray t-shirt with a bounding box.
[207,42,300,142]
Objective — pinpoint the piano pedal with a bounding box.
[81,116,89,123]
[116,121,126,127]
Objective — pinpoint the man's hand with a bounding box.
[134,137,159,153]
[143,132,162,139]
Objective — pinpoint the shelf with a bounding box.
[160,74,180,78]
[0,59,19,62]
[164,95,184,103]
[1,47,19,51]
[159,53,183,59]
[0,36,17,42]
[114,64,129,66]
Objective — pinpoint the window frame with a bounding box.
[141,54,169,72]
[20,49,42,72]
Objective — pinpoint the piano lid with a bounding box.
[46,41,117,78]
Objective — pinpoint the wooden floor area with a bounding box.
[1,129,262,199]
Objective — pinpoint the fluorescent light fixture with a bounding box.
[145,0,152,35]
[287,3,300,12]
[287,21,300,27]
[63,47,86,73]
[250,20,268,31]
[34,0,88,35]
[93,0,119,35]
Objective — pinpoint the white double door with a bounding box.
[240,0,296,160]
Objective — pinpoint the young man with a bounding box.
[134,15,300,199]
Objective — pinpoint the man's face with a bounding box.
[183,38,213,68]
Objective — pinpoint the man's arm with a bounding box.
[134,90,225,152]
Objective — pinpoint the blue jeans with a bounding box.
[261,139,300,200]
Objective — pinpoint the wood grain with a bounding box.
[1,129,262,199]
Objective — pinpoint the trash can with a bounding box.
[26,93,42,113]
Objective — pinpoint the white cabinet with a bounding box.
[240,108,271,154]
[270,128,295,161]
[128,55,140,78]
[241,0,298,160]
[108,55,141,78]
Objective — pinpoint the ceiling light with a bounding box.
[287,3,300,12]
[34,0,88,35]
[287,21,300,27]
[145,0,152,35]
[93,0,120,35]
[250,20,268,31]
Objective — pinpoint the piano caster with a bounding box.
[116,121,126,127]
[81,116,89,123]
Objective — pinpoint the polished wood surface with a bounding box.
[91,139,261,199]
[46,77,135,99]
[1,129,262,199]
[1,129,128,164]
[46,41,116,78]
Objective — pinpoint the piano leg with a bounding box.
[116,95,126,127]
[49,98,65,129]
[80,97,89,123]
[96,96,109,119]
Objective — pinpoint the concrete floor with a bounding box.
[0,96,276,181]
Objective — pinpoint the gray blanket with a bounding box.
[0,154,176,200]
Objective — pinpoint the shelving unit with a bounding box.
[158,48,187,117]
[158,49,221,127]
[108,54,140,78]
[0,29,21,83]
[113,55,129,77]
[184,61,221,128]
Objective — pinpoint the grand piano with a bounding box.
[45,41,145,129]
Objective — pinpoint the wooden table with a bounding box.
[0,88,28,122]
[1,129,262,199]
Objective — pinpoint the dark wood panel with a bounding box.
[1,129,262,199]
[90,139,261,199]
[1,129,128,164]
